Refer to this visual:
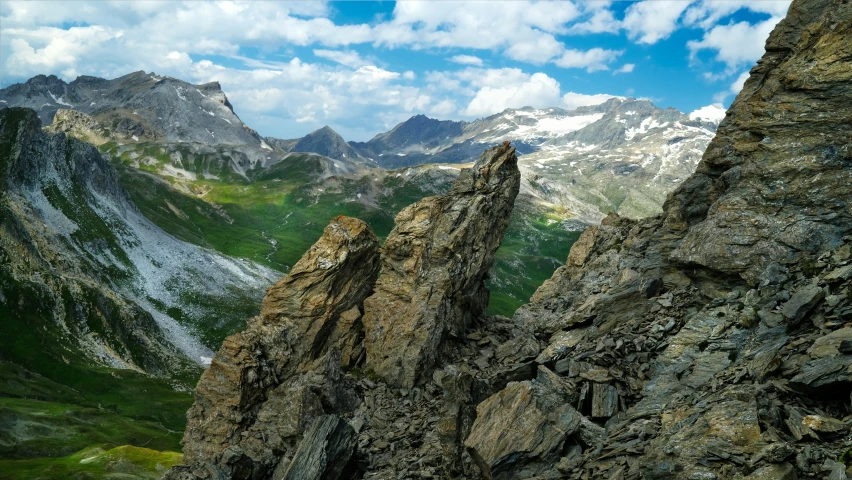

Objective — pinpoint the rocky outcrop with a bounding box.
[166,142,524,479]
[506,0,852,478]
[168,216,380,479]
[167,3,852,477]
[362,141,520,387]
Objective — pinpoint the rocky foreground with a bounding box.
[166,0,852,479]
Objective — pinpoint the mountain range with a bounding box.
[0,68,722,478]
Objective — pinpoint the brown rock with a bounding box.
[464,367,583,479]
[167,217,380,479]
[362,142,520,388]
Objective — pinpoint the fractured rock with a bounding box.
[167,216,380,479]
[280,415,357,480]
[362,141,520,388]
[464,367,583,479]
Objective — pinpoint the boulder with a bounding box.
[464,367,583,479]
[280,415,357,480]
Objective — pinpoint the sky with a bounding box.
[0,0,791,141]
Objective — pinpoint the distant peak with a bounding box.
[315,125,339,135]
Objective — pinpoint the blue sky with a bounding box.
[0,1,791,141]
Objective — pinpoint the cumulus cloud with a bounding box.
[622,1,691,44]
[684,1,791,29]
[449,55,483,66]
[613,63,635,75]
[463,71,562,117]
[712,70,751,103]
[570,7,620,34]
[553,48,622,72]
[688,17,781,72]
[374,1,582,63]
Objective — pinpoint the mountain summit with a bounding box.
[291,125,370,163]
[0,71,263,146]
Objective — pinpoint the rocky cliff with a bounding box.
[165,0,852,479]
[166,142,523,479]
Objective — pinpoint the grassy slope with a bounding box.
[0,139,578,479]
[106,142,580,316]
[0,445,182,480]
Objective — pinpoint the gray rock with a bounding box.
[781,285,825,325]
[281,415,357,480]
[464,367,582,480]
[362,141,520,388]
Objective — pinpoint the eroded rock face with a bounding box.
[664,0,852,286]
[362,141,520,388]
[505,1,852,478]
[166,216,380,480]
[167,4,852,475]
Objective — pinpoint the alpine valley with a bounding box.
[0,57,727,477]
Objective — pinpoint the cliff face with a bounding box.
[167,1,852,479]
[0,107,277,376]
[512,0,852,478]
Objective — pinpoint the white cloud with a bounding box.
[622,1,692,44]
[613,63,635,75]
[684,1,791,29]
[375,1,582,62]
[553,48,622,72]
[429,99,457,117]
[688,17,781,72]
[313,49,368,68]
[562,92,619,110]
[3,26,124,78]
[570,7,620,34]
[449,54,483,66]
[712,70,751,103]
[505,33,564,64]
[463,71,562,117]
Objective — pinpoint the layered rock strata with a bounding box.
[362,141,520,388]
[167,216,381,479]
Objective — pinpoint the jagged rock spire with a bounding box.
[168,216,380,480]
[362,141,521,388]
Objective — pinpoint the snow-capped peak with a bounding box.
[689,104,727,123]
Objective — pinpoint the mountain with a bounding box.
[291,126,373,164]
[349,114,468,162]
[0,71,265,146]
[0,107,277,464]
[166,1,852,479]
[346,98,721,220]
[350,99,720,168]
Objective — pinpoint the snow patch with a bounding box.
[48,91,73,107]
